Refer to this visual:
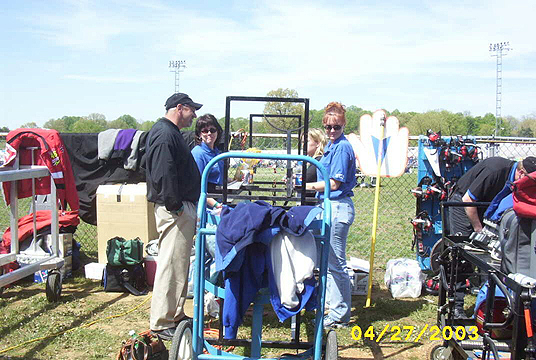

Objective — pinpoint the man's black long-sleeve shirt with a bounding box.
[146,117,200,212]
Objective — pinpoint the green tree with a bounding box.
[346,106,368,134]
[404,111,442,136]
[113,114,138,129]
[20,122,39,128]
[72,118,107,133]
[442,111,467,136]
[516,118,536,138]
[499,116,516,136]
[395,112,415,129]
[228,117,249,132]
[465,115,478,135]
[139,121,155,132]
[263,88,304,131]
[85,113,107,130]
[474,113,496,136]
[518,126,534,138]
[108,118,130,129]
[44,116,83,132]
[0,126,10,132]
[87,113,106,121]
[308,109,324,130]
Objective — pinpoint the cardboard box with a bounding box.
[348,269,369,296]
[96,183,158,263]
[62,256,72,278]
[347,257,370,296]
[84,262,106,280]
[46,233,73,258]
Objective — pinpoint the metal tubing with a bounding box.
[193,151,330,360]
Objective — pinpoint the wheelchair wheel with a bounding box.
[430,239,443,274]
[430,343,464,360]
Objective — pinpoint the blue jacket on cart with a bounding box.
[215,200,322,339]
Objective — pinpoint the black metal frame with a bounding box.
[219,96,311,207]
[248,114,303,201]
[436,201,535,360]
[248,114,302,152]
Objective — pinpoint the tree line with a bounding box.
[11,88,536,137]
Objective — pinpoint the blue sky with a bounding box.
[1,0,535,130]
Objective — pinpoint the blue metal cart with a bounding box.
[186,152,334,360]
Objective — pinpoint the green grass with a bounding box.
[0,164,452,359]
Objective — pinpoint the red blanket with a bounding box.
[0,210,80,253]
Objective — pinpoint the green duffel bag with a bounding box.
[106,236,144,266]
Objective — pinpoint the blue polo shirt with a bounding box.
[316,134,357,200]
[191,142,224,186]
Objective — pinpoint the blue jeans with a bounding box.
[326,196,355,323]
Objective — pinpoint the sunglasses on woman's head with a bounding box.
[201,127,218,134]
[324,125,342,131]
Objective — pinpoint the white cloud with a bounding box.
[2,0,536,129]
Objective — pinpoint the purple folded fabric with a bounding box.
[114,129,137,150]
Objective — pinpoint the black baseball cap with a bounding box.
[165,93,203,111]
[523,156,536,174]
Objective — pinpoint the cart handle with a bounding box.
[196,152,332,225]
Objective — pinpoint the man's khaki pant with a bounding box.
[150,202,196,330]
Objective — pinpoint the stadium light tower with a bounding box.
[489,41,512,137]
[169,60,186,93]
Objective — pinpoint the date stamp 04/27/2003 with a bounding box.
[350,324,480,343]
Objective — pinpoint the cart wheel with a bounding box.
[324,329,338,360]
[430,344,457,360]
[45,270,62,302]
[430,239,443,274]
[169,318,193,360]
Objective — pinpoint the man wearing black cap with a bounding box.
[146,92,203,339]
[447,156,536,318]
[449,156,536,235]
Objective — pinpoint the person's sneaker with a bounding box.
[323,316,348,329]
[151,327,176,341]
[453,307,469,320]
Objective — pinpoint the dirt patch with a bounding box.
[1,277,440,359]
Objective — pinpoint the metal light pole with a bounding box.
[489,41,512,138]
[169,60,186,93]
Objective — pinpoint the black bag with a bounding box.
[103,264,148,296]
[499,208,536,276]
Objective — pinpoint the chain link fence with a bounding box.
[222,134,536,276]
[1,135,536,267]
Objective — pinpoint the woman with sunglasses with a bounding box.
[305,102,357,328]
[191,114,225,210]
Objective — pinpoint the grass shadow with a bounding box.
[0,272,133,359]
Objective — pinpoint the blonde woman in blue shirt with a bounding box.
[305,102,356,328]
